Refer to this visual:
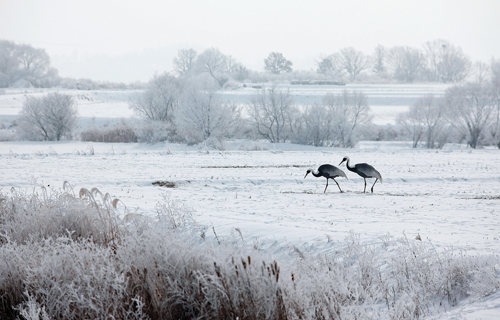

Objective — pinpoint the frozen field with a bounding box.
[1,140,499,257]
[1,86,499,318]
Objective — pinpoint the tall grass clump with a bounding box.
[0,184,499,319]
[80,123,138,143]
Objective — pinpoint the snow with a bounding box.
[0,85,499,318]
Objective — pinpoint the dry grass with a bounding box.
[0,184,499,320]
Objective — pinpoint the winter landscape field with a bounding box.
[1,85,499,319]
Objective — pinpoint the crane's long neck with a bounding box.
[345,158,356,172]
[311,169,322,177]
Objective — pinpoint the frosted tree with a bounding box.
[397,95,450,148]
[445,82,495,148]
[300,104,333,146]
[17,93,78,141]
[489,58,500,148]
[423,39,471,83]
[0,40,21,87]
[316,54,343,79]
[0,41,59,88]
[249,84,295,143]
[264,52,293,74]
[17,44,52,87]
[172,48,197,76]
[372,44,387,74]
[195,47,228,87]
[388,46,424,83]
[323,90,372,147]
[338,47,368,82]
[129,72,183,124]
[175,77,241,143]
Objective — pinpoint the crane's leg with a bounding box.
[333,178,343,193]
[324,179,329,193]
[364,178,367,193]
[371,178,378,193]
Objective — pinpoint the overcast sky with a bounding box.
[1,0,499,82]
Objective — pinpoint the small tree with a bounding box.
[264,52,292,74]
[372,45,387,74]
[249,84,295,143]
[129,72,183,124]
[172,48,197,76]
[397,95,450,148]
[17,93,78,141]
[445,82,495,148]
[175,77,241,143]
[195,47,228,87]
[488,59,500,147]
[0,40,21,87]
[323,90,372,147]
[316,54,343,79]
[338,47,368,82]
[423,39,471,83]
[388,46,424,83]
[301,104,333,146]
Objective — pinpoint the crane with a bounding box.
[304,164,347,193]
[339,156,382,193]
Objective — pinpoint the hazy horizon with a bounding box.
[1,0,500,82]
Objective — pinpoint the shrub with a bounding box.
[80,123,138,143]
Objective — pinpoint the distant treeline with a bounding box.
[1,39,499,88]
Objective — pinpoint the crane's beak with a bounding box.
[339,160,345,166]
[304,171,310,179]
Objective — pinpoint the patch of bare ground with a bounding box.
[152,181,177,188]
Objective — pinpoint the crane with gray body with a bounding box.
[339,156,382,193]
[305,164,347,193]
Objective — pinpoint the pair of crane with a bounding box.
[304,156,382,193]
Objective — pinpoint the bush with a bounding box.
[81,123,138,143]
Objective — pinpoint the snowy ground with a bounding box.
[1,85,499,319]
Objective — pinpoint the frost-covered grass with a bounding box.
[0,184,499,320]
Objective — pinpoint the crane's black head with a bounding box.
[304,169,312,179]
[339,157,348,166]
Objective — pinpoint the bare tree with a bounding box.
[316,54,343,79]
[175,77,240,143]
[264,52,293,74]
[423,39,471,83]
[249,84,295,143]
[129,72,183,125]
[396,110,424,148]
[17,44,51,87]
[0,40,21,87]
[323,90,372,147]
[489,58,500,147]
[195,47,228,87]
[372,45,387,74]
[445,82,495,148]
[300,104,333,146]
[17,93,78,141]
[338,47,368,82]
[397,95,450,148]
[173,48,197,76]
[470,61,490,83]
[388,46,424,83]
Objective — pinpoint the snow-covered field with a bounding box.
[1,85,499,318]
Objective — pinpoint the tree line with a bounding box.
[2,38,498,88]
[15,65,500,150]
[171,39,495,85]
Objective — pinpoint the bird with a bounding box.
[304,164,347,193]
[339,156,382,193]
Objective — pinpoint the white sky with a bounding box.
[1,0,499,82]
